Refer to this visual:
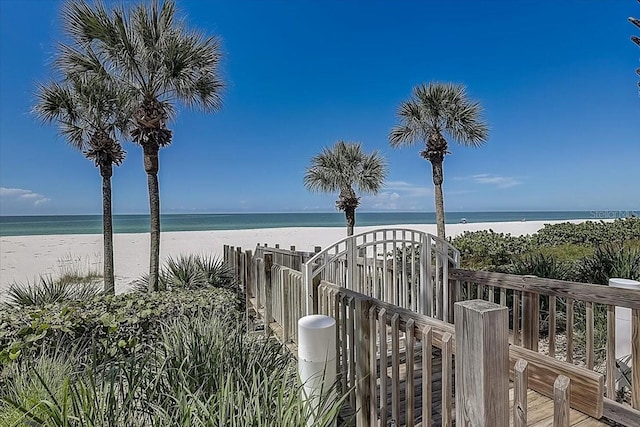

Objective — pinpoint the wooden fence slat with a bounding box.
[406,318,415,425]
[442,332,453,427]
[566,298,574,363]
[586,301,594,370]
[368,305,377,423]
[355,299,371,427]
[348,296,356,408]
[633,308,640,409]
[422,326,433,427]
[391,313,401,425]
[264,253,273,337]
[549,295,556,358]
[522,291,539,352]
[379,308,388,426]
[340,294,348,396]
[513,290,521,346]
[606,304,616,399]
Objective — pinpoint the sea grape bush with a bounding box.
[450,230,534,270]
[532,218,640,247]
[0,287,240,366]
[451,217,640,274]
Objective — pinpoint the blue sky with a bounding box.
[0,0,638,216]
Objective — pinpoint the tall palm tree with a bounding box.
[389,82,489,238]
[61,0,224,291]
[34,74,129,294]
[305,141,387,236]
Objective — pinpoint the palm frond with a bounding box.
[304,141,387,205]
[389,81,489,150]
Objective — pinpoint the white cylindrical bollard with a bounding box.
[609,278,640,359]
[298,315,336,425]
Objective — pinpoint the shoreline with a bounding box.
[0,219,588,295]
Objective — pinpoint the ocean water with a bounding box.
[0,211,601,237]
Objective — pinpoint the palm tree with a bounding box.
[389,82,489,238]
[34,74,129,294]
[61,0,224,291]
[305,141,387,236]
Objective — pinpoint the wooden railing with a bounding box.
[449,268,640,426]
[304,228,460,320]
[317,281,604,426]
[224,243,633,425]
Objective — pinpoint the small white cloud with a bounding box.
[365,180,430,210]
[454,174,522,189]
[472,174,522,188]
[383,181,431,197]
[0,187,51,206]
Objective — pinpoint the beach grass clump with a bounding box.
[5,253,105,307]
[133,254,237,292]
[0,315,345,427]
[56,252,103,284]
[6,274,101,307]
[575,243,640,285]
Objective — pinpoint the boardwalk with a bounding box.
[250,297,607,427]
[226,229,640,426]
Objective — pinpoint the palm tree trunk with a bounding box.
[100,164,115,294]
[431,159,446,239]
[345,207,356,236]
[143,145,161,292]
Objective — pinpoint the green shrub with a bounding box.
[451,230,533,270]
[533,218,640,247]
[1,316,346,427]
[0,287,240,367]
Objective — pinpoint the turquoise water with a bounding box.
[0,211,601,237]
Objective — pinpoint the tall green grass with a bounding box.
[1,315,346,426]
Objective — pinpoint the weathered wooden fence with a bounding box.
[223,234,638,426]
[449,268,640,426]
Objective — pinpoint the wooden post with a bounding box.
[355,299,372,427]
[454,299,509,426]
[553,375,571,427]
[522,290,540,351]
[264,253,273,337]
[514,359,528,427]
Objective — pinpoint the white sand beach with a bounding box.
[0,220,585,296]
